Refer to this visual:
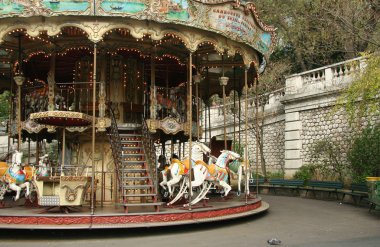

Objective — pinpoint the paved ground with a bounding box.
[0,195,379,247]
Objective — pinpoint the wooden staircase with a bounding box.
[107,103,161,213]
[119,129,161,213]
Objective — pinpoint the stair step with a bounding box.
[120,202,163,207]
[122,146,143,150]
[120,134,142,137]
[123,193,157,197]
[122,160,145,164]
[122,153,144,157]
[123,185,153,189]
[121,169,147,173]
[121,140,142,143]
[123,176,151,180]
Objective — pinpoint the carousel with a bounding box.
[0,0,275,229]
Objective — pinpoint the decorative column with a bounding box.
[14,75,25,151]
[47,53,56,111]
[97,82,106,132]
[193,74,201,140]
[219,76,229,150]
[149,50,156,120]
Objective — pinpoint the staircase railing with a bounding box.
[106,102,122,185]
[141,117,158,195]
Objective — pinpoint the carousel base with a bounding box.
[0,196,268,229]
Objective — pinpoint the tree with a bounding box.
[255,0,380,72]
[348,124,380,182]
[336,53,380,125]
[231,60,290,177]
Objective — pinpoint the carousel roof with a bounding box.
[0,0,276,98]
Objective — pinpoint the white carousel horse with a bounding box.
[207,154,249,196]
[184,150,241,206]
[160,142,211,205]
[36,154,50,177]
[2,151,31,201]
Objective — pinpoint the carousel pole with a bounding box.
[8,65,13,157]
[194,74,201,140]
[91,43,97,215]
[188,52,193,211]
[14,75,25,152]
[219,76,228,150]
[254,76,259,197]
[61,127,66,175]
[244,66,249,204]
[219,53,228,150]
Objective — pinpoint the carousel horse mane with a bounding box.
[11,150,23,166]
[215,150,240,168]
[191,142,210,162]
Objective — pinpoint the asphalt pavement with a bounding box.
[0,195,379,247]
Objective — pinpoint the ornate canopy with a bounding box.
[0,0,276,99]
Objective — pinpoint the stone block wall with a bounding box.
[243,117,285,173]
[300,107,352,165]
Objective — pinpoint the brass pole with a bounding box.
[188,52,193,211]
[244,66,249,203]
[254,77,259,197]
[91,43,97,215]
[61,127,65,176]
[222,84,227,149]
[196,79,199,140]
[18,84,21,151]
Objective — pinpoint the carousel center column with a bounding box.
[14,75,25,151]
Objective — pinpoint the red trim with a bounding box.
[0,201,262,226]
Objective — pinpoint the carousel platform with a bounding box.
[0,196,268,229]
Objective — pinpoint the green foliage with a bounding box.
[336,54,380,125]
[309,139,348,181]
[0,91,10,121]
[255,0,380,72]
[232,141,244,157]
[293,165,316,181]
[266,170,285,179]
[348,124,380,183]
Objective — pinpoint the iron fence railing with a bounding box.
[141,116,158,195]
[106,101,122,186]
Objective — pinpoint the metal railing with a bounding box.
[106,101,122,186]
[141,116,158,195]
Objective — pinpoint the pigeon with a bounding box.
[267,238,282,245]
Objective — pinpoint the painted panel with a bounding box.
[41,0,90,12]
[159,0,192,21]
[208,5,271,54]
[99,0,147,14]
[0,1,25,15]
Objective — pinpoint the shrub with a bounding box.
[293,165,316,182]
[309,139,348,181]
[266,170,285,179]
[348,124,380,183]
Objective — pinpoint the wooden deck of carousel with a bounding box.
[0,195,268,229]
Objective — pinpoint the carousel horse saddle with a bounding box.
[0,162,7,177]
